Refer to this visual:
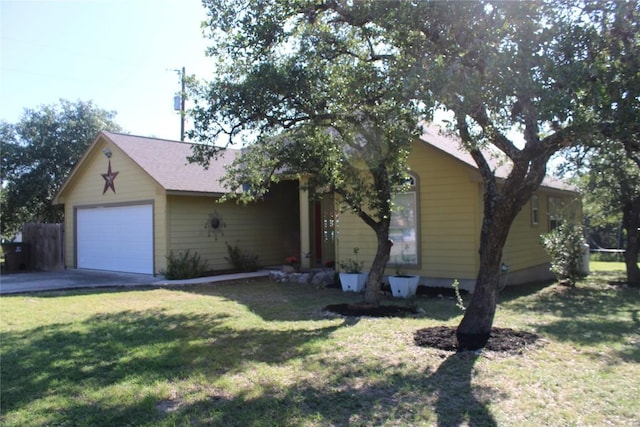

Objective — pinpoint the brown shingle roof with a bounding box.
[419,125,575,192]
[103,131,239,194]
[56,128,573,204]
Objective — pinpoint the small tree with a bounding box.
[541,222,586,287]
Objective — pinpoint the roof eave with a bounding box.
[164,190,228,198]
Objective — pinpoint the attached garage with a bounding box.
[53,131,302,275]
[76,204,153,274]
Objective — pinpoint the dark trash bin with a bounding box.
[2,243,29,272]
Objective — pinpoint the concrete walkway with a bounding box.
[0,269,270,295]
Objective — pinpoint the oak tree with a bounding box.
[1,100,121,239]
[190,0,422,306]
[191,0,629,349]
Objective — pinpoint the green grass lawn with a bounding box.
[590,260,633,272]
[1,267,639,426]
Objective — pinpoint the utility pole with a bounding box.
[180,66,185,142]
[172,67,186,141]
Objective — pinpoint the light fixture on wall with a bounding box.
[102,148,112,158]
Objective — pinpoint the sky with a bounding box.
[1,0,215,142]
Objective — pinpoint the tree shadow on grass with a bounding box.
[501,273,640,362]
[0,308,347,426]
[175,279,463,322]
[432,352,498,427]
[2,301,501,426]
[535,318,640,363]
[163,352,497,427]
[500,272,638,318]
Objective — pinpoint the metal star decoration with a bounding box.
[101,160,119,194]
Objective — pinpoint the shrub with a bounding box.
[162,249,209,280]
[540,222,586,286]
[225,241,259,272]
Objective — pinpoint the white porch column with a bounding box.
[299,178,311,269]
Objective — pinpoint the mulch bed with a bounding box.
[326,284,469,299]
[324,303,418,318]
[324,303,542,355]
[414,326,542,354]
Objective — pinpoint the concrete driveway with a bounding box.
[0,269,271,295]
[0,269,162,295]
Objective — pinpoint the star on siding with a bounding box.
[101,160,119,194]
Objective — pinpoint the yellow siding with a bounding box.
[57,139,167,272]
[410,141,480,279]
[336,141,481,280]
[166,180,300,270]
[502,193,550,271]
[336,138,584,284]
[503,191,582,272]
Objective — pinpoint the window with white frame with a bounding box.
[531,194,539,226]
[389,175,419,266]
[548,196,565,231]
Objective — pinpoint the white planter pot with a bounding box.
[339,272,368,292]
[389,275,420,298]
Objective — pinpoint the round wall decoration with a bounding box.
[204,210,226,239]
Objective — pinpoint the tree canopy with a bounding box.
[1,99,121,239]
[190,0,638,349]
[371,0,606,349]
[190,0,423,305]
[558,0,640,286]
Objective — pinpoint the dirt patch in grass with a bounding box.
[414,326,542,355]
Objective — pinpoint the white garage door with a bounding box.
[77,204,153,274]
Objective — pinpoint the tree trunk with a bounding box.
[363,223,393,306]
[623,197,640,287]
[456,205,514,351]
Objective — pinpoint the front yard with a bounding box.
[1,267,638,426]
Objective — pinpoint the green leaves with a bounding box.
[1,100,121,239]
[541,222,587,286]
[192,0,420,227]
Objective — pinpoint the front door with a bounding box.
[313,195,336,267]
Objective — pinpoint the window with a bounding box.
[389,175,419,266]
[548,196,564,231]
[531,194,539,226]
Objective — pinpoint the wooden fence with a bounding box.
[21,223,65,271]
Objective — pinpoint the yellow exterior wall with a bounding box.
[503,191,582,272]
[335,139,582,283]
[166,180,300,270]
[336,140,481,280]
[56,138,168,273]
[502,192,550,272]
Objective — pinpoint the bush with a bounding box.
[540,222,586,286]
[162,249,209,280]
[225,241,259,272]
